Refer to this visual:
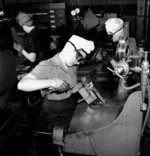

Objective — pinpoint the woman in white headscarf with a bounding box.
[17,35,94,131]
[105,18,138,99]
[105,18,137,56]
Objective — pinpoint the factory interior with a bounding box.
[1,0,150,156]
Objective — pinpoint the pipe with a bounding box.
[121,79,140,91]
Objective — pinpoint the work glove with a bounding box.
[13,42,24,53]
[54,78,70,93]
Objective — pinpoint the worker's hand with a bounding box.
[71,83,82,93]
[50,41,57,50]
[85,82,93,91]
[13,42,23,53]
[54,78,70,93]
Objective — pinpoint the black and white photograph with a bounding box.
[0,0,150,156]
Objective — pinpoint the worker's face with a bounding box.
[112,31,123,42]
[66,49,87,67]
[107,27,124,42]
[22,25,30,33]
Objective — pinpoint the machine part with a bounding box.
[78,83,106,106]
[140,51,149,110]
[107,67,123,79]
[121,79,140,91]
[115,36,130,61]
[34,130,52,136]
[63,91,143,156]
[114,60,130,77]
[78,87,97,104]
[137,39,145,59]
[53,126,64,146]
[141,102,147,111]
[77,70,106,106]
[108,59,129,78]
[57,146,64,156]
[138,47,145,58]
[93,89,106,104]
[130,66,142,73]
[109,58,117,69]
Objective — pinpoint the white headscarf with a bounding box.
[105,18,124,34]
[61,35,94,54]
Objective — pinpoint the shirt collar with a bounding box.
[51,53,68,72]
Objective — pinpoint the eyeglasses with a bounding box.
[108,25,124,39]
[76,49,86,64]
[68,41,87,64]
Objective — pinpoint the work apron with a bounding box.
[39,96,76,132]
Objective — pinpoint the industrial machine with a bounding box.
[51,36,150,156]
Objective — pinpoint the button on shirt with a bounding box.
[30,54,77,100]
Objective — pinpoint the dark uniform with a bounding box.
[30,54,77,131]
[22,27,40,66]
[0,19,17,109]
